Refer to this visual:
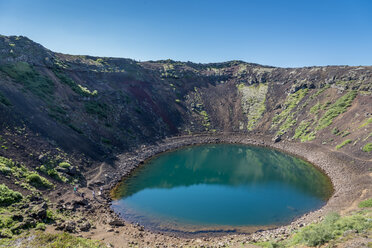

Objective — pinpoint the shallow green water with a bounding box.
[112,144,333,232]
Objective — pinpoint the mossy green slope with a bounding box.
[237,83,268,131]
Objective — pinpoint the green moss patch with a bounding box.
[0,191,56,238]
[188,88,211,130]
[276,114,297,136]
[26,173,53,189]
[341,130,350,137]
[237,83,268,130]
[316,91,357,131]
[293,120,316,142]
[199,110,211,128]
[271,88,308,136]
[38,165,67,183]
[58,162,70,168]
[0,184,22,206]
[309,85,330,100]
[362,143,372,153]
[0,156,53,189]
[335,139,352,150]
[0,62,54,101]
[52,68,97,97]
[358,198,372,208]
[272,88,308,126]
[309,102,321,115]
[359,117,372,129]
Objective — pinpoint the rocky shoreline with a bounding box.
[80,133,371,246]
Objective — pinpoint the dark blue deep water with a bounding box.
[111,144,333,232]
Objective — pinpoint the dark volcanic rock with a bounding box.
[79,222,91,232]
[65,221,77,233]
[109,219,125,227]
[272,135,282,143]
[72,199,89,208]
[31,202,48,220]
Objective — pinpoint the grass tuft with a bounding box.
[316,91,357,131]
[272,88,308,126]
[362,143,372,153]
[335,139,352,150]
[359,117,372,129]
[286,212,372,247]
[358,198,372,208]
[293,120,316,142]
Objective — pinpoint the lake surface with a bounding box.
[111,144,333,233]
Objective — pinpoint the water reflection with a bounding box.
[114,145,332,199]
[111,144,333,229]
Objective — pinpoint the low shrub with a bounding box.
[26,173,53,189]
[59,162,71,168]
[35,223,46,230]
[0,228,13,238]
[39,165,68,183]
[0,156,14,168]
[0,184,22,206]
[47,168,59,178]
[0,214,14,230]
[0,165,12,175]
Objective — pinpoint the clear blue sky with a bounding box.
[0,0,371,67]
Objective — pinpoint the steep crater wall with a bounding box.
[0,35,371,163]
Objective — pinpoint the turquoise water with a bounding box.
[111,144,333,232]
